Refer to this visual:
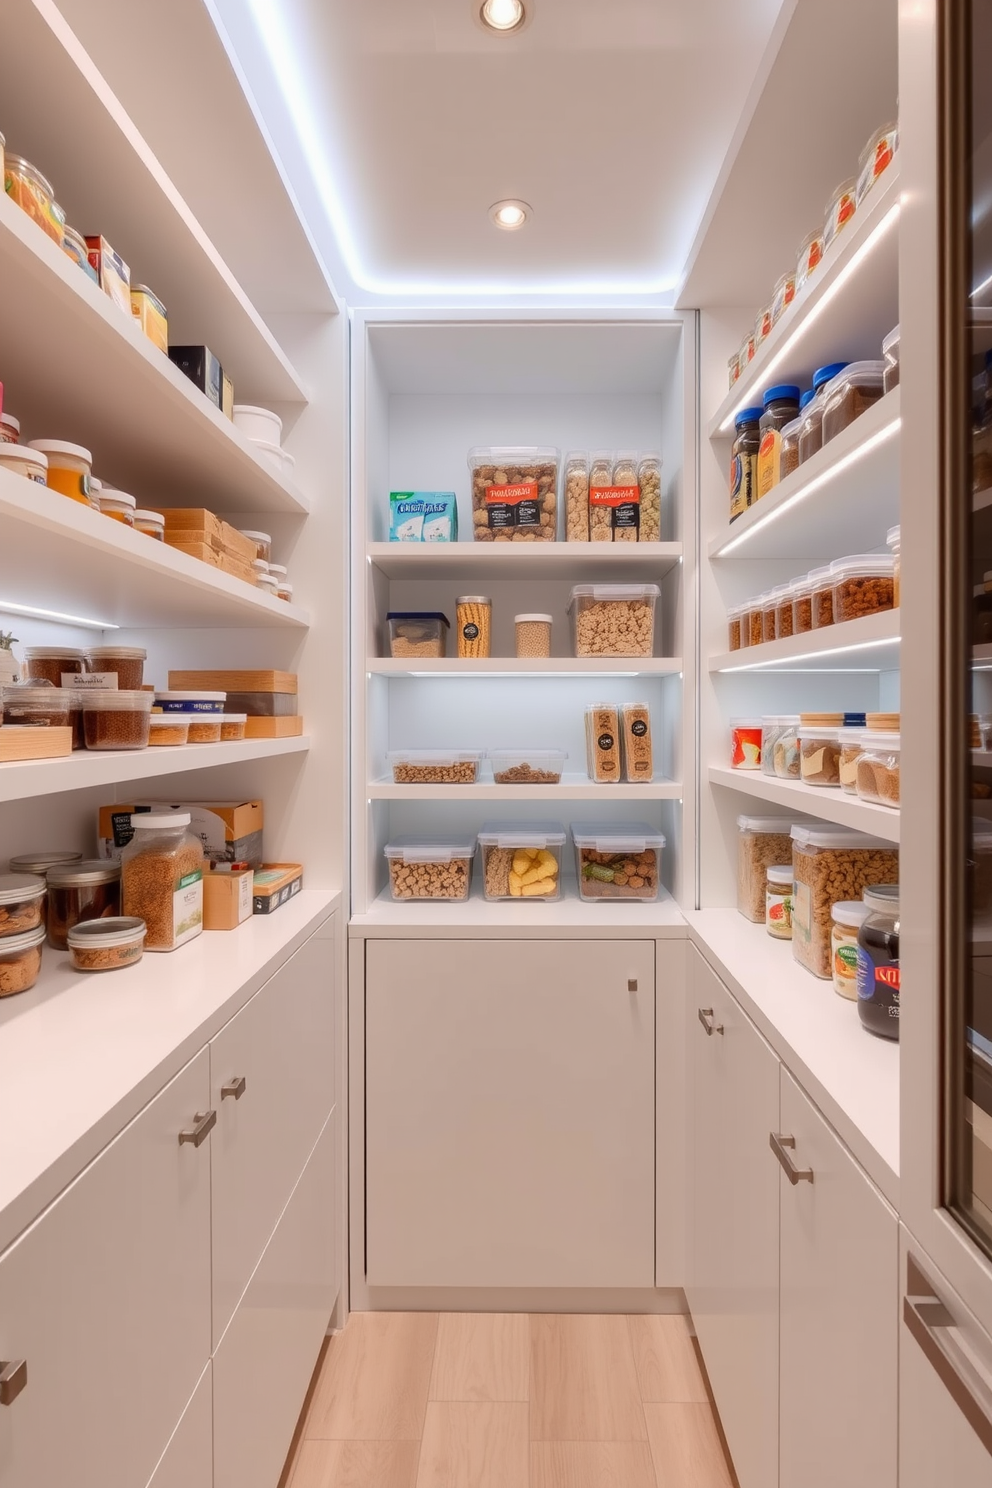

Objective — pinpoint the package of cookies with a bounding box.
[468,447,559,543]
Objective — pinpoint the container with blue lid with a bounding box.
[762,383,801,407]
[813,361,849,390]
[734,406,763,428]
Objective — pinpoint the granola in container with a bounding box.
[638,453,662,541]
[387,751,484,784]
[568,585,659,657]
[468,447,558,542]
[791,824,899,979]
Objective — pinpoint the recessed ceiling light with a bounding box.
[480,0,526,31]
[490,199,530,230]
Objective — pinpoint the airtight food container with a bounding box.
[387,750,484,785]
[468,447,559,543]
[384,836,475,901]
[0,925,46,997]
[155,690,226,714]
[796,229,824,289]
[838,727,867,795]
[239,530,272,563]
[882,325,900,394]
[4,155,64,244]
[857,122,898,204]
[27,440,94,507]
[2,684,70,728]
[568,584,660,657]
[148,714,190,747]
[856,732,901,808]
[489,748,567,785]
[790,824,899,979]
[233,406,283,445]
[219,714,248,741]
[97,489,136,525]
[830,554,895,624]
[0,443,47,485]
[823,178,858,251]
[82,690,153,751]
[821,361,886,443]
[0,874,47,939]
[737,816,807,923]
[86,646,146,690]
[134,509,165,540]
[572,822,665,902]
[387,612,450,659]
[186,718,222,743]
[68,917,147,973]
[23,646,85,685]
[478,822,566,901]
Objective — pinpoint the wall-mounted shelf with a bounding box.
[367,776,682,802]
[709,765,900,843]
[710,607,900,674]
[368,657,683,678]
[0,736,310,807]
[350,886,687,939]
[708,389,900,561]
[367,542,683,582]
[0,469,309,629]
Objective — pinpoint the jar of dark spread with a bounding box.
[729,406,762,522]
[856,884,900,1039]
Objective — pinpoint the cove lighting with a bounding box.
[0,600,118,630]
[490,200,530,231]
[713,416,901,557]
[718,636,900,673]
[410,671,641,679]
[480,0,526,31]
[719,201,902,434]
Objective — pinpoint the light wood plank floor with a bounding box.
[284,1313,737,1488]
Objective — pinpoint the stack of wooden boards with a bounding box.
[162,510,257,584]
[167,670,302,738]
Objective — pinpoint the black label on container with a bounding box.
[598,733,615,751]
[463,623,480,641]
[631,720,648,738]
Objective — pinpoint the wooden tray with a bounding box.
[0,726,73,761]
[168,670,298,693]
[243,717,304,739]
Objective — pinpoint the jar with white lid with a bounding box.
[772,718,801,779]
[792,576,814,634]
[515,614,552,658]
[0,444,47,485]
[810,566,835,628]
[27,440,96,508]
[838,727,867,796]
[0,413,21,444]
[276,580,293,602]
[830,554,895,624]
[761,717,789,777]
[121,812,204,951]
[240,530,272,563]
[267,563,288,580]
[134,509,165,540]
[257,573,280,596]
[774,584,796,640]
[856,732,901,808]
[831,901,870,998]
[766,865,794,940]
[799,726,842,787]
[888,525,901,606]
[98,489,136,526]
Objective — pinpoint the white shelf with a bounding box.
[708,389,901,561]
[350,886,686,940]
[367,541,683,582]
[0,0,306,407]
[367,775,681,802]
[707,169,901,439]
[709,765,900,842]
[368,657,683,678]
[0,196,307,517]
[0,469,309,629]
[710,607,901,673]
[686,911,899,1205]
[0,889,339,1256]
[0,736,310,806]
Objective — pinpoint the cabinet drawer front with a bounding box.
[210,928,335,1344]
[213,1107,338,1488]
[778,1068,898,1488]
[146,1364,212,1488]
[366,938,655,1288]
[0,1050,211,1488]
[686,949,780,1488]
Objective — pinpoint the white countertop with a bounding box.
[0,890,339,1255]
[685,910,899,1206]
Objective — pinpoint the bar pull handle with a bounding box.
[178,1109,217,1147]
[0,1360,27,1406]
[697,1006,724,1037]
[770,1132,814,1185]
[221,1075,247,1101]
[628,979,638,992]
[904,1256,992,1459]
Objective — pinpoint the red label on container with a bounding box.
[875,965,901,990]
[731,727,762,769]
[589,485,640,507]
[486,482,538,505]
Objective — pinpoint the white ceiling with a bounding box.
[212,0,790,304]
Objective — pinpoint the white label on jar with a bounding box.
[766,887,793,938]
[62,671,118,689]
[173,868,203,947]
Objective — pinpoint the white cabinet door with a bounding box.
[685,947,780,1488]
[0,1050,212,1488]
[213,1107,337,1488]
[778,1068,898,1488]
[210,927,335,1344]
[365,938,656,1288]
[146,1365,213,1488]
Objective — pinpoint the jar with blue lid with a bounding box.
[757,385,801,498]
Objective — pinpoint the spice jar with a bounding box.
[23,646,85,685]
[0,413,20,444]
[821,361,886,443]
[0,444,48,485]
[771,272,796,324]
[9,850,81,877]
[515,614,552,658]
[799,715,844,787]
[564,452,590,542]
[796,228,824,290]
[831,901,870,999]
[810,567,835,628]
[219,713,248,741]
[757,385,801,499]
[738,330,756,377]
[0,926,45,998]
[856,732,901,808]
[766,865,794,940]
[728,351,740,389]
[728,604,744,652]
[638,453,662,542]
[761,717,790,777]
[456,596,492,658]
[27,440,96,508]
[134,508,165,540]
[187,717,222,743]
[797,363,849,464]
[239,530,272,564]
[67,917,147,973]
[2,683,70,728]
[276,580,293,602]
[856,122,898,204]
[755,304,774,346]
[762,592,778,644]
[82,690,153,750]
[792,576,814,635]
[85,646,146,689]
[4,155,64,244]
[121,812,204,951]
[830,554,895,623]
[857,884,900,1039]
[838,727,866,795]
[779,415,802,481]
[731,718,763,770]
[775,584,796,640]
[46,860,121,950]
[0,874,47,938]
[745,596,766,648]
[97,489,136,525]
[773,719,802,779]
[729,407,762,522]
[823,178,858,251]
[888,525,901,607]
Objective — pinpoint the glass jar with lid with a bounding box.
[857,885,900,1040]
[27,440,96,508]
[792,575,814,634]
[121,812,204,951]
[856,122,898,204]
[797,362,849,464]
[98,489,136,525]
[838,727,867,796]
[772,717,801,779]
[757,385,802,499]
[4,155,65,243]
[823,177,858,250]
[779,414,804,481]
[774,584,796,640]
[23,645,85,686]
[831,901,870,998]
[766,865,794,940]
[46,860,121,950]
[771,271,796,325]
[796,228,824,290]
[134,509,165,541]
[729,407,762,523]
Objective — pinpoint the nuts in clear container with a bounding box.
[572,822,664,902]
[468,447,558,543]
[388,751,483,785]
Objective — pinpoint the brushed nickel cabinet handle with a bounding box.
[770,1132,814,1184]
[0,1359,27,1405]
[697,1006,724,1036]
[905,1255,992,1459]
[178,1109,216,1147]
[221,1075,247,1101]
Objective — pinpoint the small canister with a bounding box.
[831,901,870,999]
[46,860,122,950]
[456,596,492,658]
[766,865,794,939]
[27,440,96,508]
[134,509,165,540]
[515,614,552,658]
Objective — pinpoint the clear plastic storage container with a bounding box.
[791,824,899,979]
[82,691,153,750]
[46,860,121,950]
[792,577,814,634]
[585,705,622,782]
[0,925,45,997]
[121,812,204,951]
[2,684,70,728]
[386,612,450,659]
[489,748,567,785]
[830,554,896,623]
[821,361,886,443]
[773,720,802,780]
[857,122,898,203]
[728,604,744,652]
[838,727,867,795]
[85,646,146,689]
[568,585,659,657]
[564,452,590,542]
[387,750,485,784]
[134,509,165,540]
[384,836,475,901]
[515,614,553,658]
[23,646,84,685]
[856,732,901,808]
[888,525,901,607]
[67,917,147,973]
[823,178,858,250]
[98,490,136,525]
[148,714,190,747]
[737,815,806,923]
[774,585,796,640]
[882,325,900,393]
[572,822,665,902]
[638,453,662,542]
[468,446,559,543]
[810,566,835,628]
[0,874,47,938]
[797,362,849,464]
[0,444,47,484]
[799,727,842,787]
[478,822,566,901]
[27,439,94,507]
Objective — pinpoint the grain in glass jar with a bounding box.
[456,596,492,658]
[515,614,552,658]
[810,567,835,628]
[588,452,614,542]
[23,646,85,686]
[85,646,146,689]
[82,690,153,750]
[46,860,121,950]
[121,812,204,951]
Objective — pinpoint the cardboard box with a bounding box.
[222,371,235,419]
[85,235,131,314]
[168,345,223,410]
[99,800,264,865]
[168,670,298,695]
[203,865,254,930]
[252,863,303,914]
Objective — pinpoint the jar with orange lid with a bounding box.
[27,440,96,508]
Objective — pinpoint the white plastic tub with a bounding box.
[233,405,283,444]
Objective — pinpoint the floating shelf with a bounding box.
[0,469,309,630]
[367,776,682,802]
[707,169,901,440]
[367,541,683,583]
[708,765,900,842]
[368,657,683,678]
[349,886,687,939]
[710,607,900,673]
[0,736,310,807]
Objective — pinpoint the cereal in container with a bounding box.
[388,751,484,785]
[791,824,899,979]
[568,585,659,658]
[386,612,449,659]
[564,452,590,542]
[775,584,796,640]
[792,576,814,635]
[829,555,895,623]
[85,646,146,690]
[638,454,662,541]
[588,451,615,542]
[810,567,835,628]
[585,704,622,783]
[23,646,85,685]
[67,917,146,973]
[82,691,153,750]
[0,874,47,938]
[609,451,641,543]
[728,605,744,652]
[737,816,806,923]
[385,837,474,901]
[489,749,567,785]
[0,926,45,997]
